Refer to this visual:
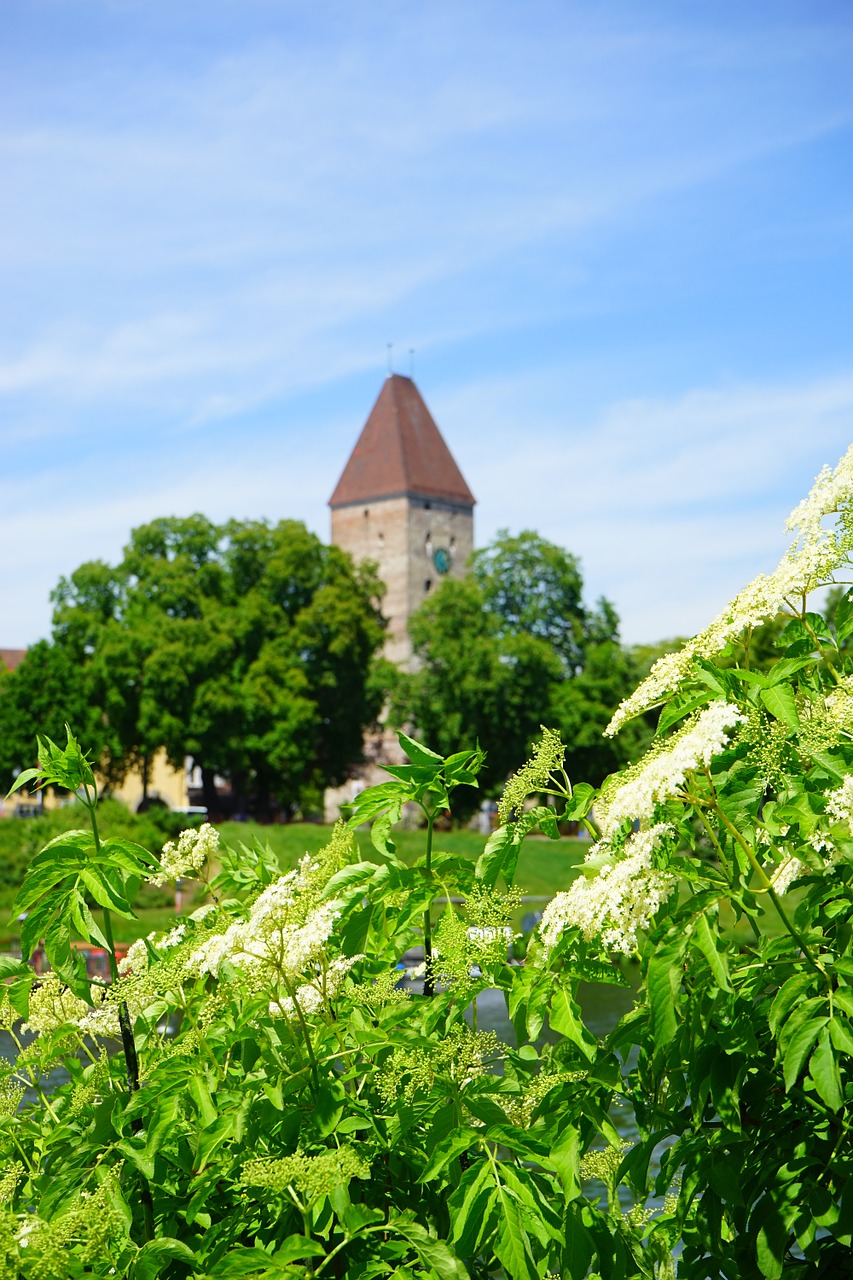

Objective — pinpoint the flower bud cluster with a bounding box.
[148,823,220,887]
[499,727,566,824]
[22,976,89,1036]
[240,1146,369,1199]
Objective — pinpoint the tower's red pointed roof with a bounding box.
[329,375,475,508]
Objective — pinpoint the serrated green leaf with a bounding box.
[549,988,596,1060]
[391,1218,470,1280]
[648,940,685,1051]
[760,683,800,729]
[810,1027,843,1110]
[315,1076,346,1136]
[769,972,816,1036]
[783,1015,828,1091]
[494,1196,538,1280]
[657,691,714,736]
[548,1123,580,1201]
[129,1238,197,1280]
[397,731,443,765]
[829,1014,853,1056]
[692,913,731,991]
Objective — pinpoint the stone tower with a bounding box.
[329,374,475,670]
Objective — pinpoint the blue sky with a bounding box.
[2,0,853,647]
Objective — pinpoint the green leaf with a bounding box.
[549,988,596,1061]
[391,1218,470,1280]
[315,1076,347,1136]
[692,913,731,991]
[769,972,816,1036]
[5,767,41,798]
[420,1129,479,1183]
[656,690,714,736]
[648,940,685,1051]
[836,592,853,643]
[189,1075,218,1127]
[756,1199,787,1280]
[783,1015,828,1091]
[494,1196,538,1280]
[759,683,800,730]
[829,1014,853,1056]
[129,1238,197,1280]
[0,955,31,979]
[476,824,514,889]
[563,783,596,821]
[397,731,443,765]
[548,1123,580,1201]
[810,1028,843,1111]
[449,1161,495,1251]
[765,655,817,686]
[371,808,400,858]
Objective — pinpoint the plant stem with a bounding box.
[714,807,824,976]
[423,812,436,997]
[86,797,156,1240]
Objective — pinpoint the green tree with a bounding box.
[395,530,644,797]
[3,516,386,814]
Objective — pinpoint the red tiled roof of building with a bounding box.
[329,374,475,509]
[0,649,26,673]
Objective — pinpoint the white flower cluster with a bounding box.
[598,701,746,837]
[606,445,853,735]
[269,954,363,1020]
[118,924,188,977]
[185,856,339,980]
[826,775,853,834]
[769,854,809,896]
[540,825,675,955]
[148,823,220,887]
[22,975,89,1035]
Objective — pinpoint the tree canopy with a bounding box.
[392,529,648,796]
[0,516,386,814]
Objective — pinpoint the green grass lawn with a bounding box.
[0,815,789,949]
[0,819,588,948]
[218,821,587,898]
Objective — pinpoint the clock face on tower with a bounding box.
[433,546,451,575]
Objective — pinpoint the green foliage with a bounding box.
[0,516,386,813]
[0,728,663,1280]
[7,451,853,1277]
[395,529,645,798]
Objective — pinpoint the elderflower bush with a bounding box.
[1,728,674,1280]
[4,446,853,1280]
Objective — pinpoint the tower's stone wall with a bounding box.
[332,494,473,669]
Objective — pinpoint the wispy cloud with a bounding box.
[2,1,853,649]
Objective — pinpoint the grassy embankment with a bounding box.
[0,811,586,948]
[0,808,780,949]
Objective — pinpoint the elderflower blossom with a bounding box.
[185,856,339,979]
[540,825,675,955]
[269,954,363,1020]
[598,702,745,836]
[769,854,809,896]
[22,975,89,1035]
[826,775,853,834]
[148,822,219,887]
[498,727,566,824]
[607,445,853,735]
